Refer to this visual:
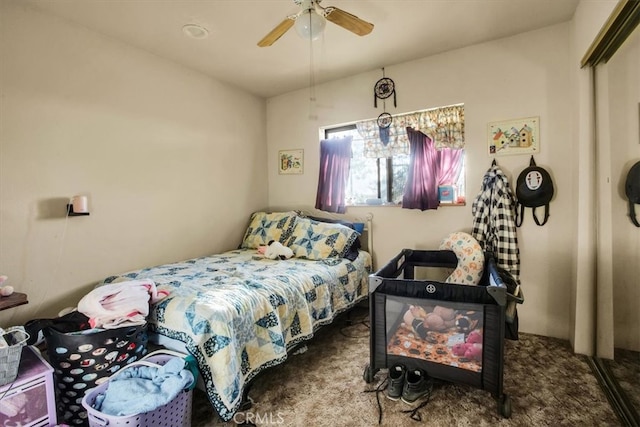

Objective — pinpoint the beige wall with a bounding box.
[0,2,268,326]
[267,24,575,339]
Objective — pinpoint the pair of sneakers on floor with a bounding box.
[387,364,432,404]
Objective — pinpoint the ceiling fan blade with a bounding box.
[323,6,373,36]
[257,18,295,47]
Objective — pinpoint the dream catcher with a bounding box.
[374,71,396,108]
[374,68,397,145]
[377,112,392,145]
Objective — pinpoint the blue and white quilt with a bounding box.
[100,248,372,421]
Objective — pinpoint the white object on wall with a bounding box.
[72,195,88,213]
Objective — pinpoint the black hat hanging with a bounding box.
[374,68,396,145]
[625,160,640,227]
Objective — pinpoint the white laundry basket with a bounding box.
[81,350,196,427]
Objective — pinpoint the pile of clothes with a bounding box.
[25,279,169,343]
[77,279,169,329]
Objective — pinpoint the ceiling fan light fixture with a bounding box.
[294,9,326,40]
[257,0,373,47]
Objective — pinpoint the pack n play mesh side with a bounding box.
[365,249,511,417]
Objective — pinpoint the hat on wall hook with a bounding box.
[625,160,640,227]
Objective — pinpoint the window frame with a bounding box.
[323,125,410,206]
[322,108,466,208]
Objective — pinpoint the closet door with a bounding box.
[584,1,640,424]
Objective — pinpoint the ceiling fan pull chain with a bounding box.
[308,32,318,120]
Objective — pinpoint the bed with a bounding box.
[97,211,373,421]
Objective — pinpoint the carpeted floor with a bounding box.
[604,348,640,414]
[191,305,622,426]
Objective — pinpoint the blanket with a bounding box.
[100,248,372,420]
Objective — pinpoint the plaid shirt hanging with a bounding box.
[471,162,520,282]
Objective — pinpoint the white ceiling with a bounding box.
[24,0,581,98]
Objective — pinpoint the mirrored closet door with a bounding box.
[584,1,640,425]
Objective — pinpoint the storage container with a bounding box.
[44,323,148,426]
[81,350,195,427]
[0,326,29,386]
[0,346,56,427]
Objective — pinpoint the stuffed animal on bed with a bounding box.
[260,240,294,260]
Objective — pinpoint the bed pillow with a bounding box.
[307,216,362,261]
[241,211,298,249]
[284,217,359,260]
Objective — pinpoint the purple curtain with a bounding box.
[402,128,439,210]
[437,147,464,186]
[402,128,463,210]
[315,136,352,213]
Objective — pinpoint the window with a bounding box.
[321,105,466,209]
[324,125,410,205]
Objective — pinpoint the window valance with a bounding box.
[357,104,465,158]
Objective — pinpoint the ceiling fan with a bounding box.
[257,0,374,47]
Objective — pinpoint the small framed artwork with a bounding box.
[488,116,540,156]
[278,149,304,175]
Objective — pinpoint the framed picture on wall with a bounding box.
[278,149,304,175]
[488,116,540,156]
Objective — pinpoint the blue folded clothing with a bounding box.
[93,357,195,416]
